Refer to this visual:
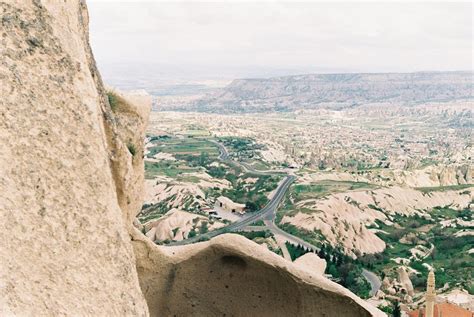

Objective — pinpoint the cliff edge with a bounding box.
[0,1,384,316]
[0,1,148,315]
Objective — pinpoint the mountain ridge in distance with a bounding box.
[157,71,473,113]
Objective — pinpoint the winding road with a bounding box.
[166,140,381,294]
[362,269,382,297]
[168,140,315,252]
[167,174,295,246]
[167,140,296,246]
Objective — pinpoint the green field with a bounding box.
[145,160,201,179]
[143,134,282,219]
[289,180,377,202]
[147,137,219,158]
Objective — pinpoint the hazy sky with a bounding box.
[88,1,473,81]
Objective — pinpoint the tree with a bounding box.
[393,301,401,317]
[245,201,258,212]
[199,222,208,234]
[198,152,209,166]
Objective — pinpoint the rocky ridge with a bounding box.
[163,72,474,113]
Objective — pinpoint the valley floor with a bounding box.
[140,106,473,309]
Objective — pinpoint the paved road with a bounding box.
[168,173,295,246]
[265,221,319,252]
[211,140,286,176]
[362,269,382,297]
[167,141,321,250]
[167,141,381,291]
[168,140,296,246]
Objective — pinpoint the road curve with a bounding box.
[167,140,295,246]
[362,269,382,297]
[167,174,295,246]
[164,141,381,295]
[166,140,321,255]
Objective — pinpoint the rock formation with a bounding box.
[294,252,327,275]
[0,1,384,316]
[0,1,148,315]
[143,208,225,242]
[397,267,415,297]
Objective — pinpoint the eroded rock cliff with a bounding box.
[0,1,148,315]
[0,1,384,316]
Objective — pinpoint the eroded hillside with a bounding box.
[157,72,473,112]
[143,108,472,307]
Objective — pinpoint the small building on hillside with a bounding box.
[215,196,246,215]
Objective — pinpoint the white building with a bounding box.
[215,196,246,215]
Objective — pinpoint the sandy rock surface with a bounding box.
[133,233,385,317]
[0,1,148,315]
[144,208,225,241]
[397,267,415,297]
[294,252,327,275]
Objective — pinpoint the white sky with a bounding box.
[88,1,473,80]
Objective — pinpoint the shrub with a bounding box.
[286,242,310,261]
[106,91,134,114]
[188,229,197,238]
[107,92,118,111]
[127,143,136,156]
[238,230,272,240]
[199,221,209,234]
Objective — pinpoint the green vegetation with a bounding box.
[250,219,265,226]
[415,184,473,193]
[244,159,271,171]
[222,173,281,207]
[236,230,273,240]
[377,305,393,315]
[277,222,325,247]
[143,134,282,222]
[286,242,311,261]
[393,301,401,317]
[219,137,264,160]
[145,160,200,179]
[289,180,377,201]
[419,158,439,168]
[359,207,473,292]
[317,244,372,299]
[127,143,136,156]
[106,91,134,113]
[234,230,282,256]
[199,221,209,234]
[139,200,172,223]
[275,220,370,298]
[341,157,385,171]
[280,177,473,294]
[107,91,118,111]
[147,137,219,159]
[285,237,371,299]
